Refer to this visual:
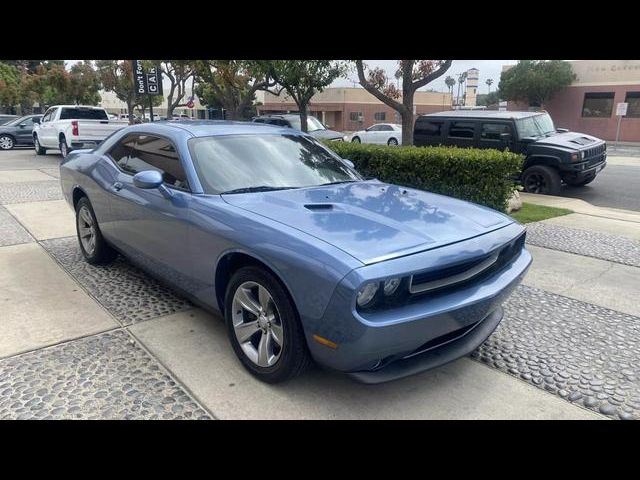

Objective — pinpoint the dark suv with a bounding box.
[414,111,607,195]
[252,114,344,141]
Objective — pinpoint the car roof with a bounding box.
[419,110,544,120]
[125,120,302,138]
[50,105,105,109]
[254,114,298,119]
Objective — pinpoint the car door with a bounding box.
[363,125,380,143]
[15,116,37,144]
[478,122,514,151]
[107,133,195,291]
[445,120,478,148]
[378,124,395,143]
[37,108,54,146]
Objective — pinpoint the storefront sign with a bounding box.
[132,60,163,96]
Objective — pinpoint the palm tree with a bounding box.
[486,78,494,94]
[445,76,456,105]
[457,72,467,106]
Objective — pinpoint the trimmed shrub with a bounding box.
[327,142,524,212]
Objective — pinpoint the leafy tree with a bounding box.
[193,60,276,120]
[255,60,348,132]
[157,61,196,119]
[68,61,102,105]
[0,60,64,74]
[485,78,494,93]
[498,60,575,107]
[356,60,453,145]
[96,60,139,124]
[23,61,101,108]
[0,63,21,113]
[476,91,500,108]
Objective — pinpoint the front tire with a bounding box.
[225,266,312,383]
[34,136,46,155]
[522,165,562,195]
[351,136,361,143]
[0,134,15,150]
[75,197,116,265]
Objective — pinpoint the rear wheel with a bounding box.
[387,137,398,146]
[75,197,116,265]
[522,165,562,195]
[0,134,15,150]
[34,136,46,155]
[351,136,361,143]
[59,137,71,159]
[225,266,312,383]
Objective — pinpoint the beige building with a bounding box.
[258,87,452,132]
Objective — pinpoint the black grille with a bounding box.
[409,232,526,297]
[583,143,606,160]
[405,319,481,358]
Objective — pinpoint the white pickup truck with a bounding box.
[33,105,128,158]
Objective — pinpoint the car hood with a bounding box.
[309,129,343,140]
[222,181,513,265]
[534,131,603,150]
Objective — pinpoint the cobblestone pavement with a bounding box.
[0,181,63,205]
[473,285,640,420]
[0,330,211,420]
[0,205,33,247]
[42,237,193,326]
[526,222,640,267]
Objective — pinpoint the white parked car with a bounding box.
[33,105,128,158]
[347,123,402,145]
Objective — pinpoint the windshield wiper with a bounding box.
[319,180,359,186]
[220,185,297,195]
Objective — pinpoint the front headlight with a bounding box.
[570,151,583,161]
[356,282,379,307]
[383,278,401,296]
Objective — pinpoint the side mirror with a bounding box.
[18,123,27,128]
[133,170,163,189]
[342,158,355,169]
[500,132,512,142]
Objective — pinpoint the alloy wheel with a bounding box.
[77,205,97,255]
[0,135,14,150]
[524,173,546,194]
[231,281,284,368]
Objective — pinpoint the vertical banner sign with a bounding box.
[146,66,163,96]
[132,60,148,95]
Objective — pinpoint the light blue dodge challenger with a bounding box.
[60,120,531,384]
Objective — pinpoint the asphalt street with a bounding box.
[560,159,640,212]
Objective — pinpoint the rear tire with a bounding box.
[522,165,562,195]
[225,266,312,383]
[34,136,46,155]
[75,197,117,265]
[0,134,15,150]
[351,136,361,143]
[387,138,398,146]
[59,137,71,159]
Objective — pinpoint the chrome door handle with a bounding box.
[112,182,123,192]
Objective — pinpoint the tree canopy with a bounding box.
[498,60,575,107]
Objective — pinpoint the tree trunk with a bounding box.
[401,78,415,146]
[127,99,135,125]
[299,107,308,133]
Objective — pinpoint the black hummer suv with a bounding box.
[413,111,607,195]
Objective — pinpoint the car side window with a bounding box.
[379,125,393,131]
[126,135,190,191]
[480,123,511,141]
[448,121,476,139]
[20,117,35,126]
[367,125,381,132]
[415,120,443,136]
[41,109,52,123]
[107,134,137,170]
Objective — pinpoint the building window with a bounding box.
[625,92,640,118]
[374,112,386,121]
[350,111,363,122]
[582,92,614,118]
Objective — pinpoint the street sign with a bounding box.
[145,66,163,96]
[616,102,628,116]
[131,60,163,96]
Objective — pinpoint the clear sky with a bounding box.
[333,60,517,94]
[66,60,517,94]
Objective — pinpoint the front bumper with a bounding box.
[560,154,607,181]
[303,223,532,382]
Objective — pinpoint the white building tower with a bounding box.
[465,68,479,107]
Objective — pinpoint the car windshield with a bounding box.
[189,133,361,194]
[515,113,556,138]
[287,116,325,132]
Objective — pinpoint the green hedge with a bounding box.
[327,142,524,212]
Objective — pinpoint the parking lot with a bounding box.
[1,148,639,419]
